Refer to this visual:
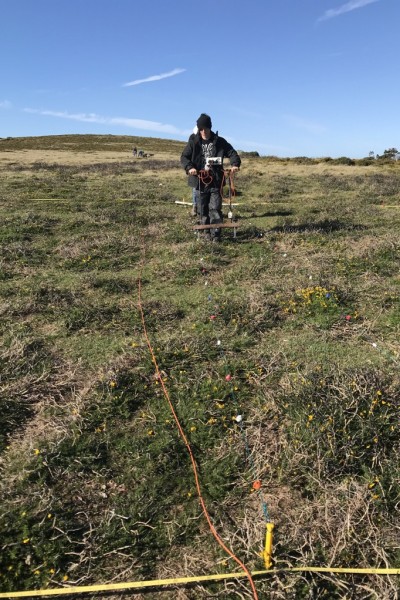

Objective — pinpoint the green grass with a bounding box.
[0,135,399,599]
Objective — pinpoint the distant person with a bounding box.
[138,149,144,158]
[181,113,240,242]
[132,146,137,157]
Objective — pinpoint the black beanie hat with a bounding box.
[196,113,212,130]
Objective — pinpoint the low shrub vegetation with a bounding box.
[0,135,399,599]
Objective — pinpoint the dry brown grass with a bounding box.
[1,136,399,599]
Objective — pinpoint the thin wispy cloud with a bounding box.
[0,100,12,109]
[318,0,379,22]
[228,135,290,154]
[24,108,186,135]
[123,68,186,87]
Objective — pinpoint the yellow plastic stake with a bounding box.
[263,522,274,569]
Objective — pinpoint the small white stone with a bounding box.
[216,340,221,346]
[235,415,243,423]
[372,342,377,348]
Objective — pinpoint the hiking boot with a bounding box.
[191,205,197,217]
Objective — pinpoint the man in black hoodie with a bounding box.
[181,113,241,242]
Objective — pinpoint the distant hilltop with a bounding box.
[0,133,185,154]
[1,135,399,165]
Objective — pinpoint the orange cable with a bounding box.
[229,170,236,203]
[198,168,213,186]
[221,169,236,212]
[137,240,259,600]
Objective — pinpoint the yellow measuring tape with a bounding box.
[1,567,399,598]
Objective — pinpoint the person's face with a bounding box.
[199,127,211,140]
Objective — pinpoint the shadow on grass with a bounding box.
[269,219,367,234]
[228,226,268,243]
[227,218,366,242]
[239,210,293,219]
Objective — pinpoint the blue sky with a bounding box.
[0,0,398,158]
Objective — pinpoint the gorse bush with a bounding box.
[280,369,399,483]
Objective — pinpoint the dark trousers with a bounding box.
[198,188,223,237]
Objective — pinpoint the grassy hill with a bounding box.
[0,135,399,599]
[0,133,186,154]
